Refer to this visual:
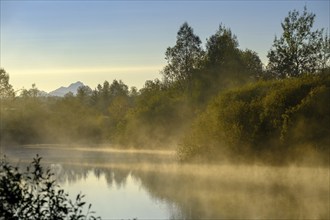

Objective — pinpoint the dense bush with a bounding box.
[178,73,330,163]
[0,155,100,220]
[114,79,191,148]
[1,95,107,145]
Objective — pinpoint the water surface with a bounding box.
[2,144,329,219]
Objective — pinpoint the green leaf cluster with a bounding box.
[267,6,329,77]
[0,155,100,219]
[178,73,330,164]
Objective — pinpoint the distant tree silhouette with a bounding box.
[267,6,330,78]
[162,22,204,93]
[0,68,14,99]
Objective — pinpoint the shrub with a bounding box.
[178,74,330,163]
[0,155,100,220]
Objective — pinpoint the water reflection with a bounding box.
[54,164,329,219]
[2,145,329,219]
[58,168,180,219]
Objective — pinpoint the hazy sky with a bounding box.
[1,1,329,92]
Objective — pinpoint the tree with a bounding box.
[205,24,239,67]
[107,80,130,134]
[109,80,129,97]
[77,85,92,105]
[267,6,329,78]
[0,68,14,99]
[240,49,264,79]
[20,84,43,98]
[90,80,129,115]
[318,33,330,71]
[201,25,260,93]
[162,22,204,92]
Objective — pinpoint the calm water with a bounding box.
[2,144,329,219]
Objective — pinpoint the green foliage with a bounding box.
[0,79,134,144]
[162,22,204,93]
[77,86,93,105]
[240,49,264,79]
[205,24,239,67]
[0,68,15,99]
[20,84,45,98]
[1,7,329,163]
[1,96,49,143]
[1,93,105,144]
[267,6,330,78]
[91,80,129,114]
[0,155,100,220]
[190,25,263,105]
[115,79,190,148]
[47,95,104,143]
[178,73,330,163]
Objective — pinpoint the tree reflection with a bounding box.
[51,162,329,219]
[4,147,328,219]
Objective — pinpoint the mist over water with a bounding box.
[1,5,329,219]
[3,144,329,219]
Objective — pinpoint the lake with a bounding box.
[2,144,329,219]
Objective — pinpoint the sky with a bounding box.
[1,0,329,93]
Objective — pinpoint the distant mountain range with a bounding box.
[48,81,86,97]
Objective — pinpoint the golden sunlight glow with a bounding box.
[12,66,164,75]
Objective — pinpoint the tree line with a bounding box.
[1,7,329,163]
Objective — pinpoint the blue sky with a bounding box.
[1,1,329,92]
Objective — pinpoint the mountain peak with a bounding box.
[70,81,84,86]
[49,81,87,97]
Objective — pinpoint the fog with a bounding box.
[1,7,329,219]
[2,144,329,219]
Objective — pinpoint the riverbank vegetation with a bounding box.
[178,74,330,164]
[0,155,100,219]
[1,7,329,165]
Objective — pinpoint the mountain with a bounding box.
[49,81,85,97]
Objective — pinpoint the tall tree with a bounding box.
[20,84,43,98]
[205,24,239,67]
[318,33,330,71]
[77,85,92,105]
[90,80,129,114]
[267,6,329,78]
[240,49,263,79]
[0,68,14,99]
[162,22,204,92]
[109,80,129,97]
[203,25,258,88]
